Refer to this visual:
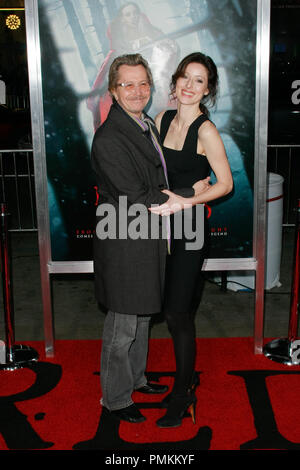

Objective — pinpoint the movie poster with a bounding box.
[36,0,256,261]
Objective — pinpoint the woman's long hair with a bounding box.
[170,52,219,116]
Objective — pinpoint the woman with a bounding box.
[150,52,233,428]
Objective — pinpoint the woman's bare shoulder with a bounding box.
[198,119,219,139]
[154,110,168,132]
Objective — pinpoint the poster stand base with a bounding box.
[0,344,39,371]
[264,199,300,366]
[263,338,300,366]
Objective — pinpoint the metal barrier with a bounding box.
[0,202,38,370]
[0,149,37,231]
[263,199,300,365]
[6,94,30,110]
[267,145,300,226]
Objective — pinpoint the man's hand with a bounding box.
[149,190,192,216]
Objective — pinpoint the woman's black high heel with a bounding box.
[160,371,200,407]
[156,391,197,428]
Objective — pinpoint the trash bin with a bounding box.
[214,172,284,291]
[265,172,284,289]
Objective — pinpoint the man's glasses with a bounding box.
[116,81,150,92]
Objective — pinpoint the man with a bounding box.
[91,54,194,423]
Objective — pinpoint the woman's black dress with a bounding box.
[160,109,211,394]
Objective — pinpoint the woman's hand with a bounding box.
[192,177,210,196]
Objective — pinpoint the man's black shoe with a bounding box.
[107,404,146,423]
[135,382,169,394]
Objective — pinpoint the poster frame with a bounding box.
[25,0,270,357]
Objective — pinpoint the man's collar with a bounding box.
[113,100,150,131]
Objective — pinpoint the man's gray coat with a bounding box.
[92,102,171,315]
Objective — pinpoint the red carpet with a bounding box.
[1,338,300,452]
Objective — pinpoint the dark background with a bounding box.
[268,0,300,144]
[0,0,31,149]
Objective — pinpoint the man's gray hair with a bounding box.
[108,53,153,94]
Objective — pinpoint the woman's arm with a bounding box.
[149,121,233,215]
[191,120,233,202]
